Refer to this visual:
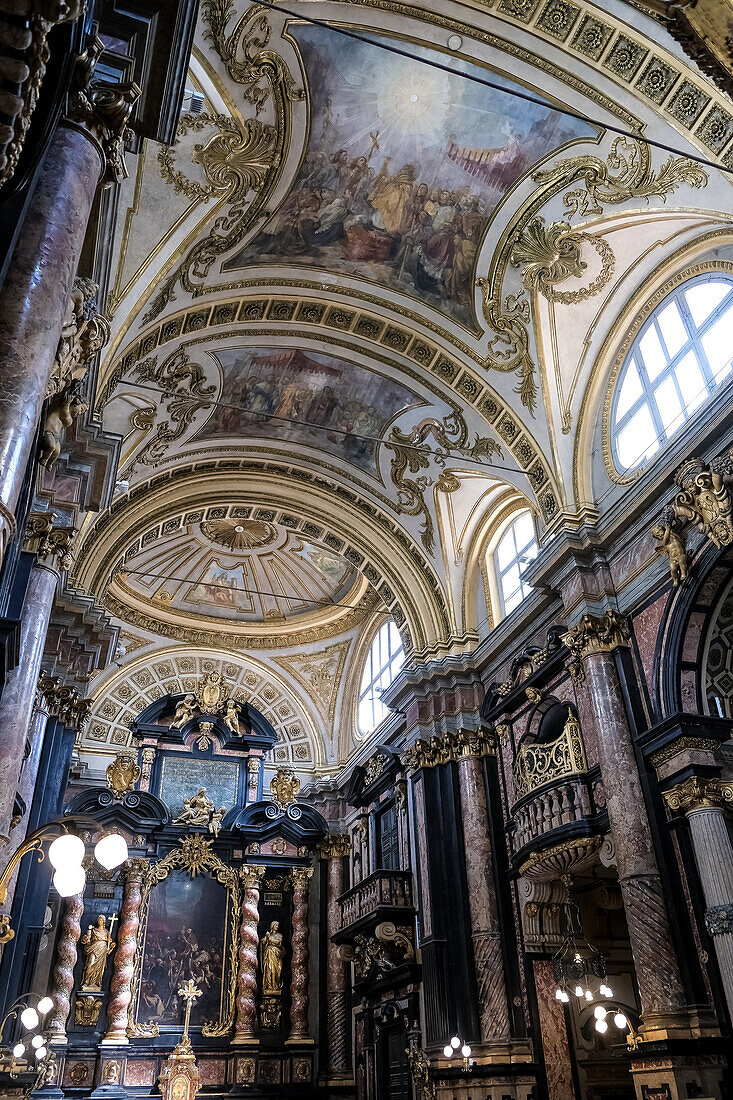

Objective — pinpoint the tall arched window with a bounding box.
[495,510,538,617]
[358,620,405,735]
[611,275,733,472]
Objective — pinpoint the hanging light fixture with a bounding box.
[551,882,609,1004]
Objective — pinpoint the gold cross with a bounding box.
[107,913,118,946]
[177,979,202,1040]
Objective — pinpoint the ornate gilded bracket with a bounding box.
[653,449,733,586]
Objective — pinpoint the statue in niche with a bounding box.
[171,694,198,728]
[260,921,284,995]
[223,699,241,734]
[38,382,89,468]
[80,915,116,990]
[175,788,215,827]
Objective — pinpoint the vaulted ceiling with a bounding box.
[73,0,733,773]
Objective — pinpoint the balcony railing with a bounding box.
[512,714,587,801]
[338,869,413,932]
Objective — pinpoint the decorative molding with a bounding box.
[318,835,350,860]
[509,217,615,303]
[649,737,720,769]
[387,409,502,553]
[561,609,630,657]
[67,34,140,186]
[402,729,495,771]
[23,513,76,569]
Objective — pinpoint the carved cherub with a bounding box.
[38,382,89,468]
[170,693,197,729]
[209,806,226,836]
[223,698,241,735]
[652,523,688,586]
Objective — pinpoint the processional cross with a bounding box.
[178,979,202,1042]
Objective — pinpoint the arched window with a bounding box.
[495,510,538,617]
[358,620,405,735]
[611,275,733,472]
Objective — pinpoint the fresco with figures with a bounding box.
[225,28,594,326]
[137,869,227,1028]
[195,346,421,472]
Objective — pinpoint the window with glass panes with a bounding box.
[611,276,733,472]
[358,621,405,734]
[495,511,538,617]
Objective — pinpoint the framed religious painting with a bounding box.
[128,838,240,1037]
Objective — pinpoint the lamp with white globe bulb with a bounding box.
[94,832,128,871]
[47,833,85,872]
[52,864,86,898]
[19,1007,39,1030]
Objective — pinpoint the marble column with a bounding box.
[46,890,84,1044]
[320,836,350,1076]
[232,864,265,1045]
[0,58,137,560]
[664,778,733,1020]
[0,519,73,850]
[456,732,511,1044]
[102,858,148,1044]
[563,612,686,1034]
[1,691,50,909]
[287,866,314,1043]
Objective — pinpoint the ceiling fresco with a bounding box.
[194,346,421,473]
[224,26,594,328]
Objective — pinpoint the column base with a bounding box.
[630,1052,727,1100]
[468,1039,534,1065]
[99,1036,129,1046]
[285,1036,315,1045]
[230,1036,259,1046]
[89,1087,128,1100]
[30,1088,65,1100]
[640,1008,719,1042]
[47,1036,68,1047]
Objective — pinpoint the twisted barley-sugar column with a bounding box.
[456,735,511,1044]
[233,865,265,1044]
[287,865,314,1043]
[562,612,686,1030]
[319,836,350,1074]
[102,858,148,1044]
[46,891,84,1044]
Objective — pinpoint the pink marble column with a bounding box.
[0,125,103,559]
[102,858,148,1044]
[46,890,84,1044]
[320,837,350,1076]
[0,552,62,849]
[563,613,686,1031]
[456,740,510,1044]
[1,690,50,909]
[287,866,314,1043]
[232,864,265,1044]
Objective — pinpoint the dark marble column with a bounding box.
[0,53,137,560]
[456,733,511,1045]
[46,890,84,1044]
[563,612,686,1034]
[320,836,350,1077]
[0,520,73,850]
[287,866,313,1043]
[232,864,265,1045]
[102,858,148,1044]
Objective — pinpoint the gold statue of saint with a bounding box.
[174,788,215,828]
[260,921,284,996]
[80,915,116,990]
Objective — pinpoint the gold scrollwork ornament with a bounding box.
[509,217,614,304]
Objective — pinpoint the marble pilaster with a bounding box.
[664,778,733,1020]
[287,866,313,1043]
[102,858,148,1044]
[456,746,510,1044]
[563,612,687,1035]
[320,836,350,1077]
[46,891,84,1044]
[232,864,265,1045]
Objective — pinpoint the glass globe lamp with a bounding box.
[53,864,86,897]
[47,834,84,871]
[94,832,128,871]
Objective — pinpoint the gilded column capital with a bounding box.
[65,35,140,186]
[37,675,90,729]
[290,866,314,890]
[561,609,630,658]
[240,864,266,888]
[663,776,733,814]
[455,729,496,759]
[318,835,350,859]
[23,513,76,569]
[402,730,494,771]
[124,857,150,881]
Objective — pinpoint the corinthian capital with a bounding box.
[663,776,733,814]
[240,864,266,889]
[23,513,76,569]
[318,835,350,860]
[290,866,314,891]
[67,35,140,186]
[561,609,629,658]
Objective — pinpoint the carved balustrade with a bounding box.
[511,777,596,855]
[338,869,413,934]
